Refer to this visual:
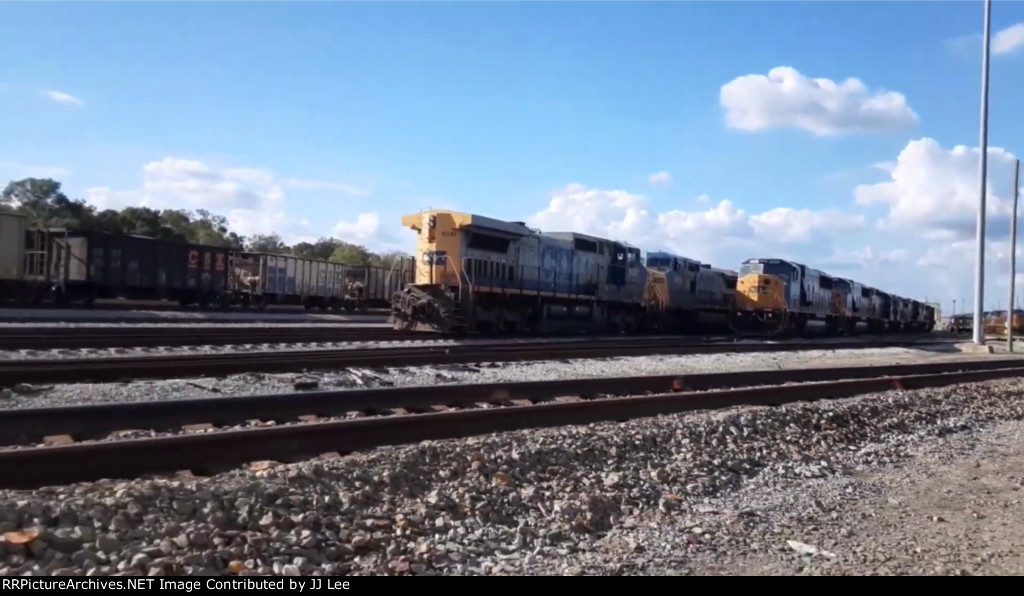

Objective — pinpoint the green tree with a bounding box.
[1,176,411,265]
[246,233,289,254]
[1,178,95,229]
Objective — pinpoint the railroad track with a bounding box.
[0,335,957,386]
[0,301,394,315]
[0,325,419,350]
[0,326,956,351]
[1,358,1022,490]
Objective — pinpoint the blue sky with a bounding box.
[3,1,1024,314]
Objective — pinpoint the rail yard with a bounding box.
[0,208,1023,577]
[0,307,1023,576]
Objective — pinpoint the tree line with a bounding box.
[0,177,410,268]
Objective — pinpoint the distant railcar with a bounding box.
[231,252,353,310]
[39,228,233,306]
[346,260,416,308]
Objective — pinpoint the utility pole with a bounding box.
[973,0,993,345]
[1009,159,1020,351]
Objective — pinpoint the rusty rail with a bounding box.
[0,359,1022,489]
[0,325,415,350]
[0,357,1018,447]
[0,335,961,386]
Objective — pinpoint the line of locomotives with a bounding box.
[388,210,938,337]
[0,210,414,310]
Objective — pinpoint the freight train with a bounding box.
[729,258,935,337]
[388,209,938,337]
[0,211,414,310]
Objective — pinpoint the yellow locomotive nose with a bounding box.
[735,274,786,310]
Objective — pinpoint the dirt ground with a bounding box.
[722,418,1024,575]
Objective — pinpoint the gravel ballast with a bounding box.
[1,377,1024,576]
[0,346,1005,410]
[0,333,944,361]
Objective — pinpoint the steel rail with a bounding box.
[0,301,394,314]
[0,326,417,350]
[0,326,954,351]
[0,363,1022,490]
[0,336,959,386]
[1,357,1020,447]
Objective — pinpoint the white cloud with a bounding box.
[853,137,1019,241]
[518,180,1004,315]
[331,212,406,252]
[647,171,672,186]
[0,161,70,179]
[81,157,399,250]
[526,183,865,267]
[283,178,370,197]
[822,246,909,270]
[839,137,1024,312]
[913,238,1024,313]
[946,23,1024,57]
[748,207,864,244]
[41,90,84,107]
[993,23,1024,55]
[719,66,918,136]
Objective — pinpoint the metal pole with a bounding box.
[973,0,993,345]
[1009,159,1020,351]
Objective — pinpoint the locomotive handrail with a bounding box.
[458,256,474,311]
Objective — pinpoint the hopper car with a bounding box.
[0,210,414,310]
[230,252,413,311]
[0,216,234,307]
[388,210,939,338]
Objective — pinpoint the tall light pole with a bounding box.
[973,0,993,345]
[1008,159,1020,352]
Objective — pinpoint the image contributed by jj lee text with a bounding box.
[1,578,353,591]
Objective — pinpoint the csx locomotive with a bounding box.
[729,258,935,338]
[388,209,936,337]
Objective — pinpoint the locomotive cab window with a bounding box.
[467,232,511,253]
[574,238,598,253]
